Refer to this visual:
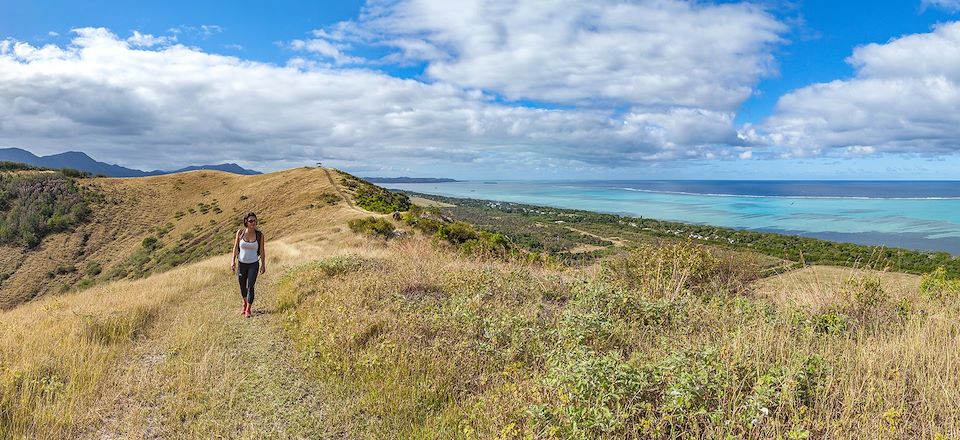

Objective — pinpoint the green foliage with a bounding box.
[337,171,411,213]
[141,236,158,249]
[401,191,960,275]
[348,216,396,239]
[59,168,90,178]
[0,161,46,171]
[841,275,887,307]
[354,186,411,214]
[811,311,849,335]
[0,172,92,247]
[436,221,477,244]
[920,266,960,301]
[85,261,102,276]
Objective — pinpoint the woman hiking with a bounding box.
[231,212,266,317]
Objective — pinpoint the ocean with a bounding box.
[379,180,960,255]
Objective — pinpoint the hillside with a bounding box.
[3,171,960,438]
[0,167,352,309]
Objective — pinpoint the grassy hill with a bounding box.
[0,166,355,309]
[2,170,960,438]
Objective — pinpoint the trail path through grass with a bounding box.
[86,252,331,439]
[323,168,363,213]
[561,225,630,247]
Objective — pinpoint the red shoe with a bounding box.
[240,300,248,315]
[244,307,252,318]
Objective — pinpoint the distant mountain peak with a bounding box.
[0,147,261,177]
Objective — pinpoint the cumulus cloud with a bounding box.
[321,0,784,111]
[0,0,788,173]
[748,22,960,157]
[0,26,764,171]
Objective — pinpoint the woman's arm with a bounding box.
[259,233,266,274]
[231,229,241,272]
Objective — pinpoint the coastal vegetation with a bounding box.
[401,192,960,276]
[336,170,411,213]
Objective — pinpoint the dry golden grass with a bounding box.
[277,238,960,439]
[755,265,920,312]
[409,196,456,208]
[0,219,378,438]
[0,167,359,309]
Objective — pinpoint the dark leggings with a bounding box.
[238,260,259,304]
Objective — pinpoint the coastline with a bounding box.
[383,181,960,256]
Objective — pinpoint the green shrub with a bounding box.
[317,192,340,206]
[141,236,158,249]
[348,217,396,239]
[436,221,478,244]
[0,161,45,171]
[0,172,92,247]
[85,261,102,276]
[354,186,411,214]
[54,264,75,275]
[919,266,960,300]
[841,275,887,307]
[59,168,90,178]
[76,277,96,289]
[811,311,849,335]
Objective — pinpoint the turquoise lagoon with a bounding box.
[380,180,960,254]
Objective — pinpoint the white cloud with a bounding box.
[127,31,176,47]
[324,0,784,111]
[0,0,790,174]
[290,32,362,64]
[0,27,766,172]
[749,22,960,157]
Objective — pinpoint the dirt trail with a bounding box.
[562,225,630,247]
[323,168,363,213]
[86,246,332,439]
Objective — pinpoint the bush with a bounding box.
[0,161,45,171]
[317,192,340,206]
[354,186,411,214]
[920,266,960,301]
[348,217,396,239]
[141,236,158,249]
[841,275,887,307]
[337,171,411,213]
[85,261,102,276]
[436,221,478,245]
[0,172,92,247]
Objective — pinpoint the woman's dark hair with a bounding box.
[241,211,257,226]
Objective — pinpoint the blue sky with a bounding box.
[2,0,960,179]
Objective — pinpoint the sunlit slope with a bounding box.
[0,167,355,309]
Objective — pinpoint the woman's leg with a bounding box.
[245,261,260,312]
[238,262,250,313]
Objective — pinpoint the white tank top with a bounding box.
[238,234,259,264]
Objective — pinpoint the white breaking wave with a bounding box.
[616,187,960,201]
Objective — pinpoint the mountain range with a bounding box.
[0,147,261,177]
